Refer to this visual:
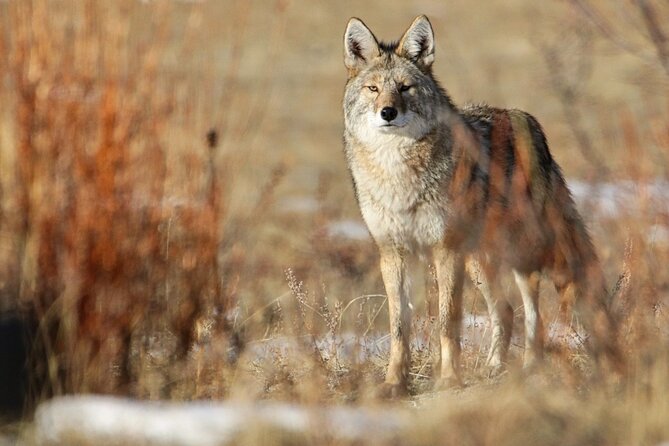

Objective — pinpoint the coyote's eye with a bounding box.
[399,84,412,92]
[366,85,378,92]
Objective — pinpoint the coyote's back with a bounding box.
[342,15,620,396]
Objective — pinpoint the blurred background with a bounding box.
[0,0,668,442]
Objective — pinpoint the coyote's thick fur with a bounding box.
[342,15,620,396]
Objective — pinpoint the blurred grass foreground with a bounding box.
[1,0,669,445]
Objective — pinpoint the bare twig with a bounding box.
[539,39,611,176]
[570,0,669,76]
[569,0,651,62]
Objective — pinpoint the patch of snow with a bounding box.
[34,396,408,446]
[647,224,669,247]
[569,179,669,219]
[324,220,370,241]
[275,196,320,214]
[247,312,564,365]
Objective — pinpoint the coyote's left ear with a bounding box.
[397,15,435,70]
[344,18,379,75]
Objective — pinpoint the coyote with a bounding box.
[342,15,620,396]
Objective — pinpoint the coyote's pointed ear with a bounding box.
[397,15,435,70]
[344,18,379,75]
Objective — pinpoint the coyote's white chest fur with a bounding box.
[348,133,449,249]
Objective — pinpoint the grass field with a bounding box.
[1,0,668,444]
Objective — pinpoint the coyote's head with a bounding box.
[343,16,445,145]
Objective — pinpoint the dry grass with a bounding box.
[0,0,668,444]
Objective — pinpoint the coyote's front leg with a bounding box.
[377,246,411,398]
[433,246,465,388]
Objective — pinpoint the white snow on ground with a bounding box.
[275,196,321,214]
[647,224,669,245]
[569,179,669,218]
[31,319,591,445]
[245,313,587,367]
[323,219,370,241]
[34,396,408,446]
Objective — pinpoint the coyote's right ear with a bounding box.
[344,18,379,75]
[398,15,435,70]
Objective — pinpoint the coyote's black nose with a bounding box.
[380,107,398,122]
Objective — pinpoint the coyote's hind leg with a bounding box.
[466,258,513,374]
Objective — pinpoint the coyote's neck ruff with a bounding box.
[342,15,620,397]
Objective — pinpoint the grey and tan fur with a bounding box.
[342,15,620,397]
